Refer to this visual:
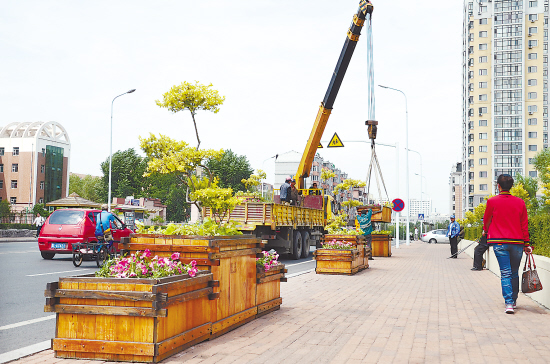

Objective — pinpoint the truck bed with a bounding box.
[203,202,324,231]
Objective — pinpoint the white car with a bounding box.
[421,229,450,244]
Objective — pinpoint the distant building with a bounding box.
[0,122,70,212]
[409,199,433,220]
[450,162,464,220]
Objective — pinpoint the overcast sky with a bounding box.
[0,0,463,215]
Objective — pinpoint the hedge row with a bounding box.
[0,224,36,230]
[465,217,550,258]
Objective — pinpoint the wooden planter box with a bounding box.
[323,234,369,270]
[45,271,217,363]
[357,206,392,223]
[256,264,287,318]
[313,248,361,275]
[120,235,266,338]
[371,234,392,257]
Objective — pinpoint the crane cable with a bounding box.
[364,10,390,204]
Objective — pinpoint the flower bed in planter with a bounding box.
[256,251,286,318]
[120,235,266,338]
[313,240,362,275]
[323,234,369,271]
[371,233,392,257]
[45,271,217,363]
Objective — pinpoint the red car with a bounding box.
[38,209,133,260]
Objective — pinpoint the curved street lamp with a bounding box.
[108,89,136,212]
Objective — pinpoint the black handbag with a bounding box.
[522,253,543,293]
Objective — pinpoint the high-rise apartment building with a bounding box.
[463,0,549,212]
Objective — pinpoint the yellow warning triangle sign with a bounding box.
[327,132,344,148]
[318,142,323,148]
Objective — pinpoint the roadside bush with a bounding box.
[465,226,483,241]
[466,219,550,258]
[0,223,36,230]
[528,214,550,258]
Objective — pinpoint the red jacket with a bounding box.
[482,191,529,245]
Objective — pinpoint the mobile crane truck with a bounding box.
[203,0,374,259]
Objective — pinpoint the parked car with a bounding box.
[421,229,449,244]
[38,209,133,260]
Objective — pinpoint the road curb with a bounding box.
[0,340,50,364]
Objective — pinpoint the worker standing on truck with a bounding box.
[280,177,292,205]
[290,179,300,206]
[357,208,374,260]
[309,182,321,196]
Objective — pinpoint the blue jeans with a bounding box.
[493,244,524,304]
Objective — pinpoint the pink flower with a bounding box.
[171,252,180,261]
[188,269,196,278]
[142,249,151,259]
[191,260,197,268]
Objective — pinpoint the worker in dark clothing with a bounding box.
[289,179,300,206]
[279,177,292,204]
[309,182,321,196]
[472,234,488,271]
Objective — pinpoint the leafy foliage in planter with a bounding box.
[136,219,242,236]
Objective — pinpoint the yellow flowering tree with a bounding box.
[156,81,225,149]
[139,133,225,219]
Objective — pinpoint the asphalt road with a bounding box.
[0,240,101,358]
[0,239,317,361]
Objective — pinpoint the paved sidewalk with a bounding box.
[12,242,550,363]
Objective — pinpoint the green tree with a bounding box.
[69,174,103,202]
[0,200,11,222]
[99,148,148,202]
[155,81,225,149]
[206,150,253,192]
[143,172,190,223]
[32,203,50,218]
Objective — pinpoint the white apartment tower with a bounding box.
[463,0,549,213]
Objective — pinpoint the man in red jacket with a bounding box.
[483,174,532,314]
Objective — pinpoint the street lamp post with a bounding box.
[379,85,410,245]
[261,154,278,200]
[109,89,136,212]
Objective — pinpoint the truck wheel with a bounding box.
[292,232,303,260]
[301,231,310,258]
[41,252,55,260]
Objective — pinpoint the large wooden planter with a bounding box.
[313,248,361,275]
[256,264,286,318]
[372,234,392,257]
[357,206,392,223]
[323,234,369,270]
[45,271,217,363]
[120,235,266,338]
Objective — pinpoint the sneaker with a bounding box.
[513,302,517,309]
[505,304,514,314]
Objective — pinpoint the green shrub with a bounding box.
[0,223,36,230]
[528,214,550,258]
[466,218,550,258]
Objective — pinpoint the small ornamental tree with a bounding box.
[320,168,336,193]
[191,186,243,227]
[156,81,225,150]
[334,179,367,214]
[241,169,267,192]
[139,133,224,220]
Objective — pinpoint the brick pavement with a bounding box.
[12,242,550,363]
